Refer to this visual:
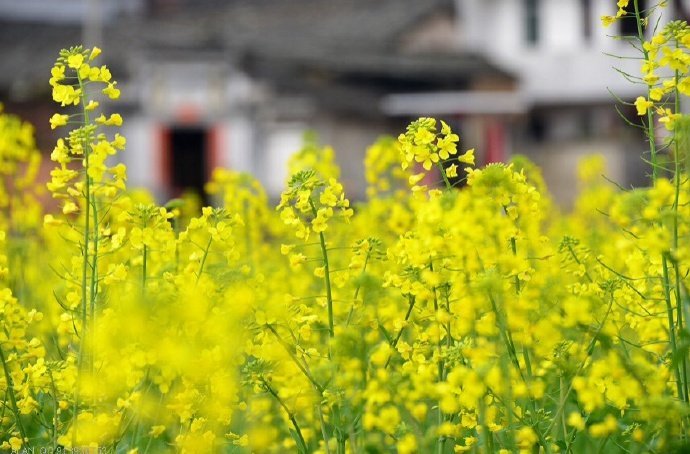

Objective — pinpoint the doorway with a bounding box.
[166,127,209,203]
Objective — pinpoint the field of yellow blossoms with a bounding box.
[1,2,690,453]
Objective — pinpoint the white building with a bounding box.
[0,0,685,206]
[386,0,680,204]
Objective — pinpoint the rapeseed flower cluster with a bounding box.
[1,4,690,451]
[398,117,474,191]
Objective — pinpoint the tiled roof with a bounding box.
[0,0,513,104]
[0,21,82,96]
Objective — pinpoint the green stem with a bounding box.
[677,258,690,406]
[74,68,93,446]
[262,379,308,453]
[488,289,543,448]
[567,245,594,283]
[671,50,689,408]
[437,162,452,190]
[478,398,493,453]
[546,295,615,435]
[142,244,147,291]
[266,324,325,394]
[309,198,335,357]
[560,375,568,441]
[195,237,213,285]
[492,390,551,451]
[336,432,346,454]
[488,293,523,378]
[0,389,6,433]
[319,229,335,346]
[345,245,373,327]
[384,295,417,368]
[596,435,610,454]
[443,285,452,350]
[510,235,533,379]
[429,262,446,454]
[49,371,59,451]
[89,187,99,384]
[318,402,332,454]
[0,343,29,448]
[508,232,540,448]
[662,255,685,403]
[510,237,521,293]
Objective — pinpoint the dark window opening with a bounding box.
[581,0,592,41]
[620,0,647,37]
[527,114,546,143]
[525,0,540,45]
[675,0,690,22]
[169,127,208,204]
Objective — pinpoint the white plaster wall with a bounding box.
[134,59,264,198]
[457,0,668,104]
[458,0,485,50]
[223,116,255,174]
[542,0,580,51]
[119,115,160,197]
[141,61,230,122]
[484,0,521,55]
[262,123,306,197]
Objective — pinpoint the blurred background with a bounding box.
[2,0,689,207]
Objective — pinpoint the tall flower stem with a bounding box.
[0,343,29,448]
[429,262,447,454]
[261,378,308,453]
[309,198,335,357]
[142,244,147,291]
[437,162,452,190]
[195,237,213,285]
[671,44,690,408]
[662,255,686,403]
[74,69,95,445]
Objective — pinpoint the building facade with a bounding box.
[0,0,682,205]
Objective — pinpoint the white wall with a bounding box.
[457,0,667,104]
[0,0,142,23]
[262,123,307,197]
[120,115,162,197]
[142,62,229,121]
[222,116,255,174]
[542,0,580,51]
